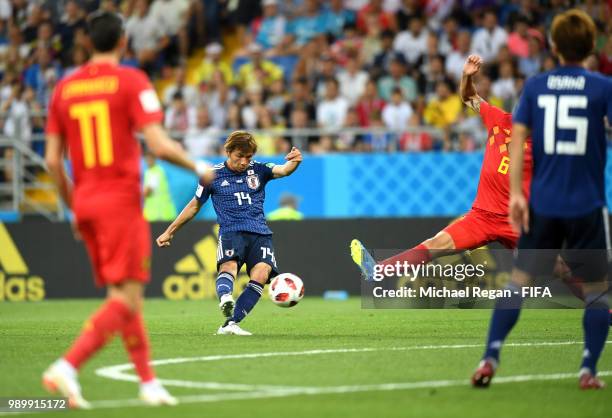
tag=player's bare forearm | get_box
[508,123,528,196]
[142,124,214,183]
[272,147,302,178]
[461,55,484,112]
[45,134,73,207]
[167,198,201,235]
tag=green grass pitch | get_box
[1,298,611,418]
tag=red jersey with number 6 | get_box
[46,62,163,215]
[472,100,533,215]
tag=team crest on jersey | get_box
[247,174,260,190]
[225,249,234,257]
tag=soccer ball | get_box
[269,273,304,307]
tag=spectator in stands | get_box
[255,0,289,54]
[5,21,30,61]
[470,9,508,62]
[519,34,543,78]
[286,106,317,149]
[356,79,385,127]
[396,0,422,31]
[377,56,417,102]
[149,0,191,65]
[382,87,413,132]
[598,34,612,75]
[57,0,86,65]
[356,0,397,34]
[337,107,362,150]
[22,4,44,44]
[126,0,168,73]
[162,65,198,107]
[202,70,236,129]
[31,21,61,60]
[491,60,516,106]
[24,46,61,107]
[313,53,338,100]
[323,0,356,39]
[241,87,266,130]
[415,32,443,75]
[265,78,287,122]
[417,53,446,100]
[337,53,369,105]
[362,111,395,151]
[370,30,401,79]
[445,30,471,83]
[286,0,327,49]
[63,45,89,77]
[183,106,221,157]
[438,15,458,56]
[164,91,197,137]
[236,43,283,91]
[361,13,383,65]
[330,22,364,67]
[507,14,530,58]
[282,78,316,127]
[399,113,432,151]
[423,78,461,130]
[143,150,177,222]
[196,42,233,85]
[394,15,429,65]
[316,77,348,130]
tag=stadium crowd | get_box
[0,0,611,158]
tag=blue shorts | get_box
[515,206,610,282]
[217,231,279,278]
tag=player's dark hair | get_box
[225,131,258,155]
[551,9,596,63]
[87,10,124,53]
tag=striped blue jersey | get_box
[195,160,275,235]
[513,66,612,217]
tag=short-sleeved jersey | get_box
[195,160,275,235]
[513,66,612,217]
[46,62,163,214]
[472,101,533,215]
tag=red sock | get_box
[379,244,431,268]
[64,299,133,369]
[121,312,155,383]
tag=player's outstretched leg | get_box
[217,279,263,335]
[216,271,235,318]
[350,239,376,281]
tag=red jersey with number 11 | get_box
[472,101,533,215]
[46,62,163,215]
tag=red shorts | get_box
[443,207,518,250]
[77,214,151,287]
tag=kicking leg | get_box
[216,261,238,318]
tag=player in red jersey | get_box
[352,55,533,276]
[41,11,213,408]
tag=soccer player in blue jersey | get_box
[472,9,612,390]
[156,131,302,335]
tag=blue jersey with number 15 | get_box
[513,66,612,217]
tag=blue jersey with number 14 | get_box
[195,160,275,235]
[513,66,612,217]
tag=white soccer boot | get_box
[216,320,252,336]
[42,359,91,409]
[139,379,178,406]
[219,294,235,318]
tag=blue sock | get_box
[232,280,263,323]
[216,272,234,299]
[580,293,610,374]
[483,283,523,363]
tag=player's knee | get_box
[425,231,455,251]
[250,264,272,285]
[219,261,239,276]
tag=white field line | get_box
[86,370,612,410]
[96,340,611,390]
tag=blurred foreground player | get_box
[472,9,612,390]
[43,11,214,407]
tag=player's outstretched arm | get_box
[272,147,302,179]
[142,123,215,184]
[460,54,484,112]
[45,133,73,207]
[156,197,203,247]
